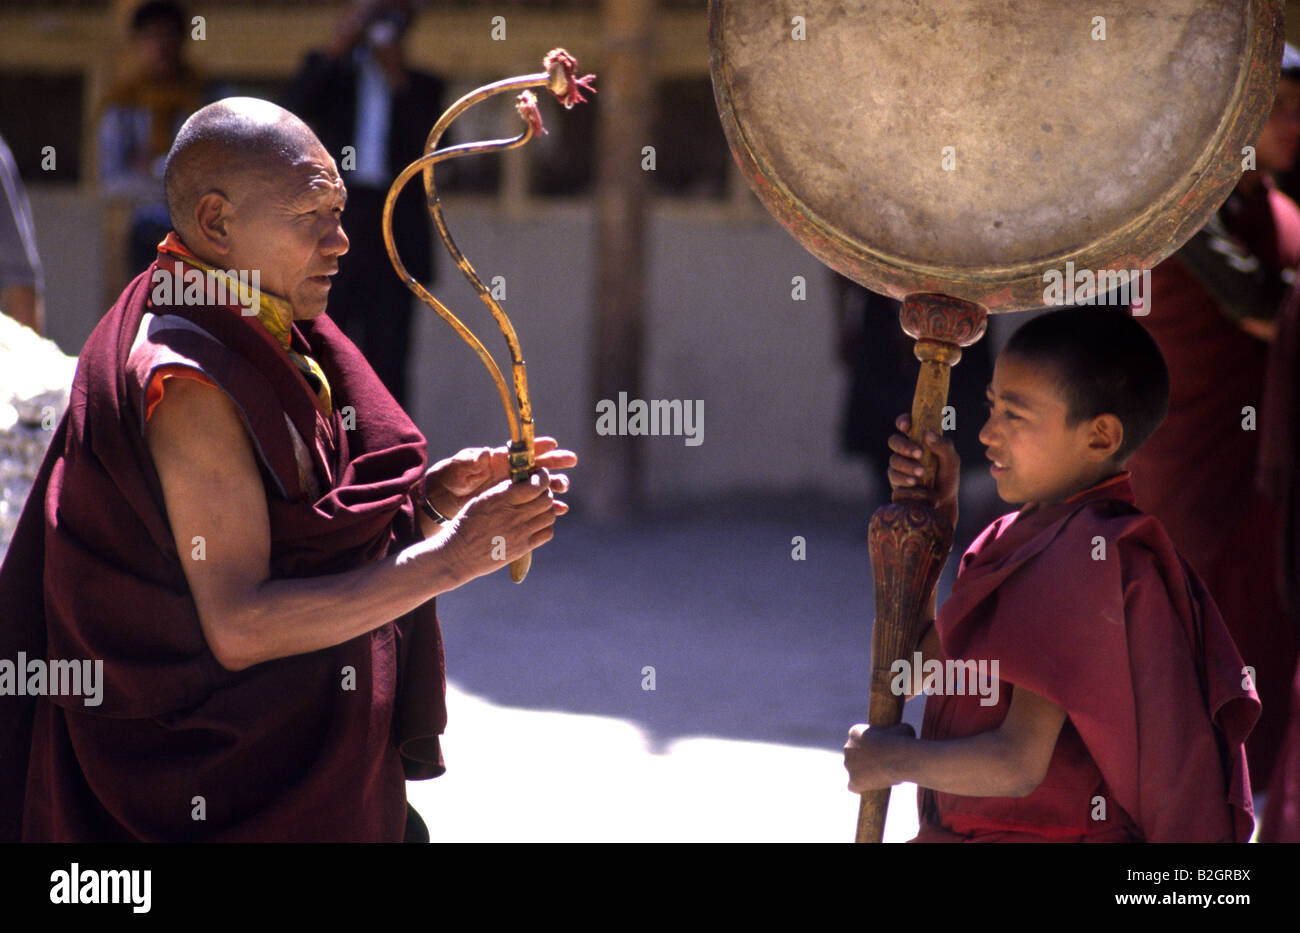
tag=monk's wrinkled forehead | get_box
[224,141,345,219]
[269,148,346,211]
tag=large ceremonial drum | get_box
[710,0,1284,312]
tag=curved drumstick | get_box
[382,50,595,583]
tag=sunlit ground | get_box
[410,680,920,843]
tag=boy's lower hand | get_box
[886,413,960,527]
[844,722,917,793]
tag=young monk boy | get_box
[843,307,1260,842]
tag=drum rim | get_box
[709,0,1285,312]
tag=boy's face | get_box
[978,353,1118,507]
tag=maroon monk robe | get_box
[0,251,447,841]
[1129,179,1300,789]
[913,475,1259,843]
[1259,283,1300,842]
[1261,661,1300,841]
[1258,260,1300,625]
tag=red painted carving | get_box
[900,293,988,346]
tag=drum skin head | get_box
[710,0,1284,312]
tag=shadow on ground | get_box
[436,478,1002,754]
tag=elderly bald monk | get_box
[0,97,574,842]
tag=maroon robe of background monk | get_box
[1128,56,1300,791]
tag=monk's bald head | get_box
[164,97,327,245]
[161,96,349,320]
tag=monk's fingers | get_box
[845,723,871,748]
[527,523,556,552]
[501,468,552,504]
[528,491,568,518]
[512,490,557,525]
[535,448,578,470]
[511,491,557,526]
[465,448,497,484]
[545,472,570,495]
[450,445,493,467]
[473,473,552,516]
[894,413,912,434]
[533,437,577,463]
[484,489,558,556]
[517,499,557,532]
[445,446,502,490]
[509,484,568,526]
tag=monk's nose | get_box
[326,223,349,258]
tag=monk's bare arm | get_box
[146,379,558,671]
[844,683,1067,797]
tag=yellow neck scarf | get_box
[156,232,333,415]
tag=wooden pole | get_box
[855,293,987,843]
[589,0,653,519]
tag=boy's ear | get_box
[1085,413,1124,462]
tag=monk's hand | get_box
[437,468,565,584]
[886,413,960,527]
[843,722,916,793]
[525,438,577,502]
[425,447,495,518]
[427,437,576,515]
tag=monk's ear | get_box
[1085,413,1124,462]
[192,189,234,256]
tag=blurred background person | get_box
[284,0,446,409]
[96,1,219,280]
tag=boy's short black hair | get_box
[1002,306,1169,462]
